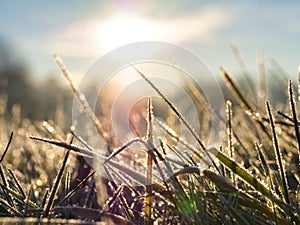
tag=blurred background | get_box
[0,0,299,123]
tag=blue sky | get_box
[0,0,299,83]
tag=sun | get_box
[99,15,157,53]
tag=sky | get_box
[0,0,299,83]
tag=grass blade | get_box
[211,146,299,223]
[0,132,13,163]
[209,147,287,209]
[0,198,23,217]
[221,67,255,114]
[43,149,70,217]
[145,97,153,225]
[64,170,71,206]
[230,42,257,99]
[288,80,300,168]
[203,170,288,225]
[41,189,49,209]
[255,143,279,225]
[226,101,236,186]
[104,138,144,164]
[0,183,37,208]
[0,165,13,206]
[265,100,290,204]
[133,66,220,174]
[58,171,95,206]
[30,136,165,190]
[257,49,267,107]
[23,185,32,217]
[53,55,109,145]
[7,168,26,198]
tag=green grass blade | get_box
[203,169,288,225]
[209,147,288,210]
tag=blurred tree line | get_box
[0,37,289,130]
[0,38,72,128]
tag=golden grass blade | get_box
[133,66,220,174]
[145,97,153,225]
[221,67,255,114]
[0,131,13,163]
[257,49,267,107]
[53,55,108,143]
[133,66,205,150]
[221,67,272,141]
[230,42,257,98]
[180,74,210,114]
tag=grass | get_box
[0,48,299,224]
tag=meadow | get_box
[0,51,299,225]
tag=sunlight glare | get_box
[99,16,157,53]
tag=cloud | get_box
[155,6,232,43]
[41,6,232,57]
